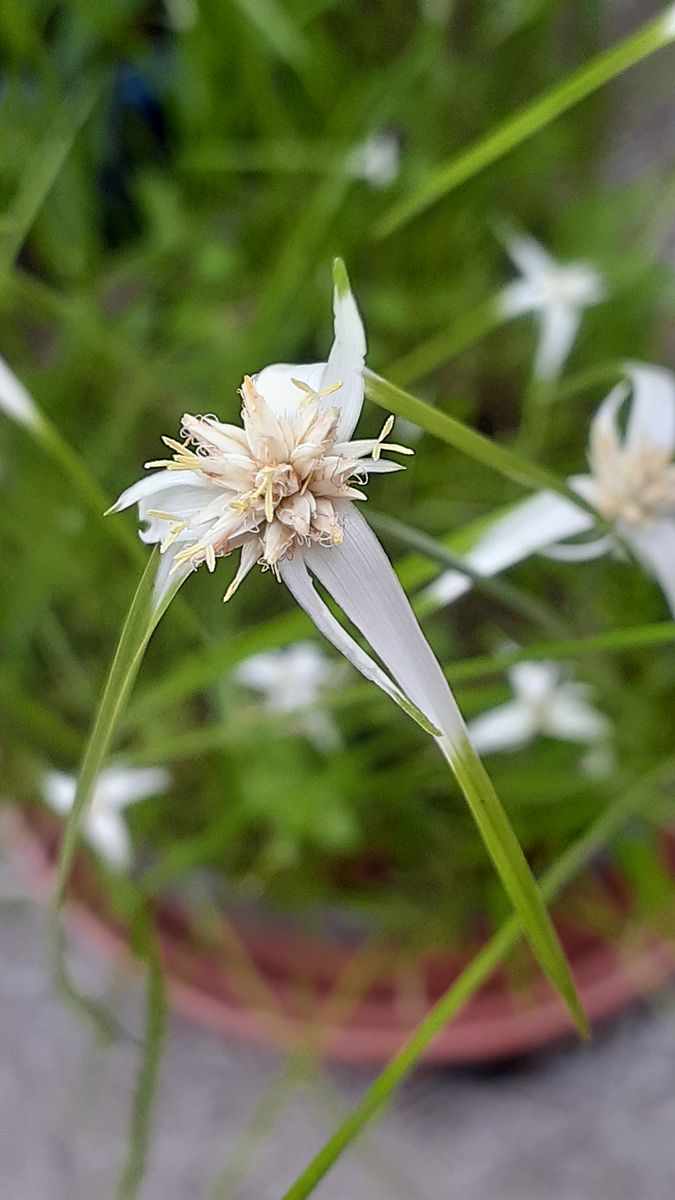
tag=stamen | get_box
[292,378,343,409]
[372,414,414,461]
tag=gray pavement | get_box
[2,833,675,1200]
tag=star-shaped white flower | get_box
[498,231,606,380]
[41,766,170,870]
[110,262,473,756]
[469,661,610,757]
[426,362,675,616]
[235,641,342,751]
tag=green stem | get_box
[52,550,167,907]
[376,8,675,236]
[279,754,675,1200]
[116,914,167,1200]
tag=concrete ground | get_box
[2,832,675,1200]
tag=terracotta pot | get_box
[16,809,675,1065]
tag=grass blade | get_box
[279,754,675,1200]
[365,370,589,506]
[445,733,587,1035]
[376,8,675,236]
[52,550,164,908]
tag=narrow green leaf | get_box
[116,913,167,1200]
[365,371,591,508]
[0,666,83,759]
[49,918,130,1044]
[447,622,675,684]
[279,755,675,1200]
[376,8,675,236]
[52,550,162,909]
[0,76,104,277]
[230,0,310,72]
[446,734,587,1036]
[384,297,503,387]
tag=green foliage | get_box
[2,0,675,1015]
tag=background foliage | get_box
[2,0,675,953]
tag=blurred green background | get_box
[1,0,675,951]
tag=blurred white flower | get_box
[111,262,476,766]
[0,355,40,429]
[350,131,400,189]
[580,742,616,780]
[41,766,170,870]
[469,661,610,756]
[426,363,675,616]
[235,641,342,751]
[163,0,198,31]
[498,231,605,380]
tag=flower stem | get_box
[376,7,675,236]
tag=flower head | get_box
[235,641,343,751]
[111,263,469,748]
[111,267,411,607]
[41,765,170,870]
[426,363,675,616]
[499,231,605,380]
[469,660,610,757]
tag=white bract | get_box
[41,765,170,870]
[469,661,609,756]
[235,641,343,751]
[498,231,605,380]
[111,263,473,758]
[426,363,675,616]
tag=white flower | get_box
[498,231,605,380]
[350,131,400,189]
[41,766,170,870]
[110,262,473,759]
[426,363,675,616]
[235,641,342,751]
[469,661,610,756]
[0,355,40,429]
